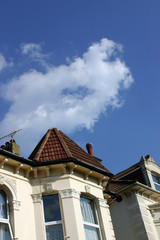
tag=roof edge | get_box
[0,148,112,177]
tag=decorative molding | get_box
[85,185,91,194]
[0,175,5,185]
[96,198,107,208]
[0,174,17,193]
[43,183,54,193]
[84,171,92,180]
[14,164,23,174]
[46,166,50,177]
[33,168,38,179]
[31,193,42,203]
[68,164,77,175]
[59,189,80,199]
[98,176,106,186]
[6,177,17,193]
[0,158,8,169]
[12,200,21,211]
[25,167,32,178]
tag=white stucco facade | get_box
[109,156,160,240]
[0,154,115,240]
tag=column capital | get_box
[59,189,80,199]
[31,193,42,203]
[95,198,108,208]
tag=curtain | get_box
[84,225,100,240]
[80,197,97,224]
[80,197,100,240]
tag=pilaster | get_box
[31,193,45,240]
[59,189,85,240]
[96,198,116,240]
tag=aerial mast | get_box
[0,129,22,141]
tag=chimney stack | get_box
[1,139,21,156]
[86,143,93,156]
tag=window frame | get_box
[152,174,160,191]
[42,193,64,240]
[80,196,102,240]
[0,189,13,240]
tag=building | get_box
[0,128,115,240]
[109,155,160,240]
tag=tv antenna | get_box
[0,129,22,141]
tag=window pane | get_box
[152,175,160,184]
[43,194,61,222]
[0,223,12,240]
[80,197,97,224]
[154,184,160,191]
[84,225,100,240]
[46,224,63,240]
[0,190,7,219]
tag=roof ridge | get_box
[34,129,52,161]
[54,128,72,158]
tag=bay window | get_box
[43,194,64,240]
[0,189,13,240]
[80,196,101,240]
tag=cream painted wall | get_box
[0,160,114,240]
[110,192,160,240]
[31,173,114,240]
[0,169,37,240]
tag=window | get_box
[43,194,64,240]
[80,196,101,240]
[152,175,160,191]
[0,190,13,240]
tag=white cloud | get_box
[20,43,42,55]
[20,43,49,67]
[0,53,12,71]
[0,38,133,156]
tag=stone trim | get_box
[96,198,107,208]
[31,193,42,203]
[12,200,21,211]
[43,183,54,193]
[59,189,80,199]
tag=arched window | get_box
[0,190,13,240]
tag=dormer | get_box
[141,155,160,191]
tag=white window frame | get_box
[80,196,102,240]
[42,194,64,240]
[0,190,13,240]
[152,174,160,191]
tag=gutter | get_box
[0,148,113,177]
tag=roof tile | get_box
[29,128,110,173]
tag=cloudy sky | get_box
[0,0,160,174]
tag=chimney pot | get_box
[86,143,93,156]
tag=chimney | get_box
[1,139,21,156]
[86,143,93,156]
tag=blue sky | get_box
[0,0,160,174]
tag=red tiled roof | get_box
[29,128,110,174]
[108,180,135,192]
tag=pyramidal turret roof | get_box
[29,128,111,176]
